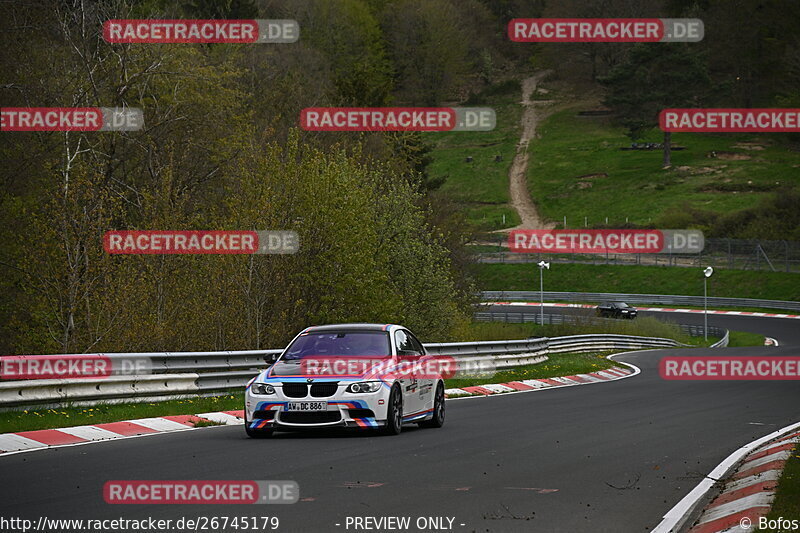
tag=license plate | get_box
[285,401,327,412]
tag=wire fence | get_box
[473,311,727,339]
[473,236,800,272]
[481,290,800,311]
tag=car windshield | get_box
[615,302,630,307]
[282,331,391,360]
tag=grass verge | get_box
[0,394,242,434]
[727,331,767,347]
[451,316,698,344]
[756,441,800,530]
[474,262,800,302]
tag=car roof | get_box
[302,323,398,333]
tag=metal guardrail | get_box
[101,350,283,373]
[0,333,691,409]
[710,329,730,348]
[481,291,800,312]
[547,334,682,354]
[424,338,548,356]
[0,374,201,407]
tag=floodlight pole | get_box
[702,266,713,341]
[704,275,708,341]
[537,261,549,325]
[540,266,544,325]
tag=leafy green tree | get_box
[600,43,711,168]
[0,0,474,354]
[282,0,394,106]
[178,0,259,18]
[382,0,470,105]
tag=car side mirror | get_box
[264,353,279,364]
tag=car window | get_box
[283,331,391,359]
[394,329,421,356]
[406,331,425,355]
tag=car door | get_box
[406,331,434,412]
[393,329,420,415]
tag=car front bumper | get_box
[245,380,392,430]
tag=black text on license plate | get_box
[285,401,327,412]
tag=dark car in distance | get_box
[596,301,638,319]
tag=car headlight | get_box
[251,383,275,395]
[346,382,382,393]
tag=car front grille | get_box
[348,408,375,418]
[253,410,275,420]
[282,383,308,398]
[310,382,338,397]
[279,411,341,424]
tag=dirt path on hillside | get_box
[502,71,556,231]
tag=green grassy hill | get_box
[424,84,524,231]
[528,108,800,228]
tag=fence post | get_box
[786,240,790,273]
[728,239,733,269]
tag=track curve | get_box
[0,312,797,533]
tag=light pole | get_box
[538,261,550,325]
[703,266,714,341]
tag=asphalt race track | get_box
[1,310,797,533]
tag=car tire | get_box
[382,384,403,436]
[244,412,274,438]
[419,381,445,429]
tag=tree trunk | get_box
[663,131,672,168]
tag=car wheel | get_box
[244,412,274,438]
[382,385,403,436]
[419,381,445,429]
